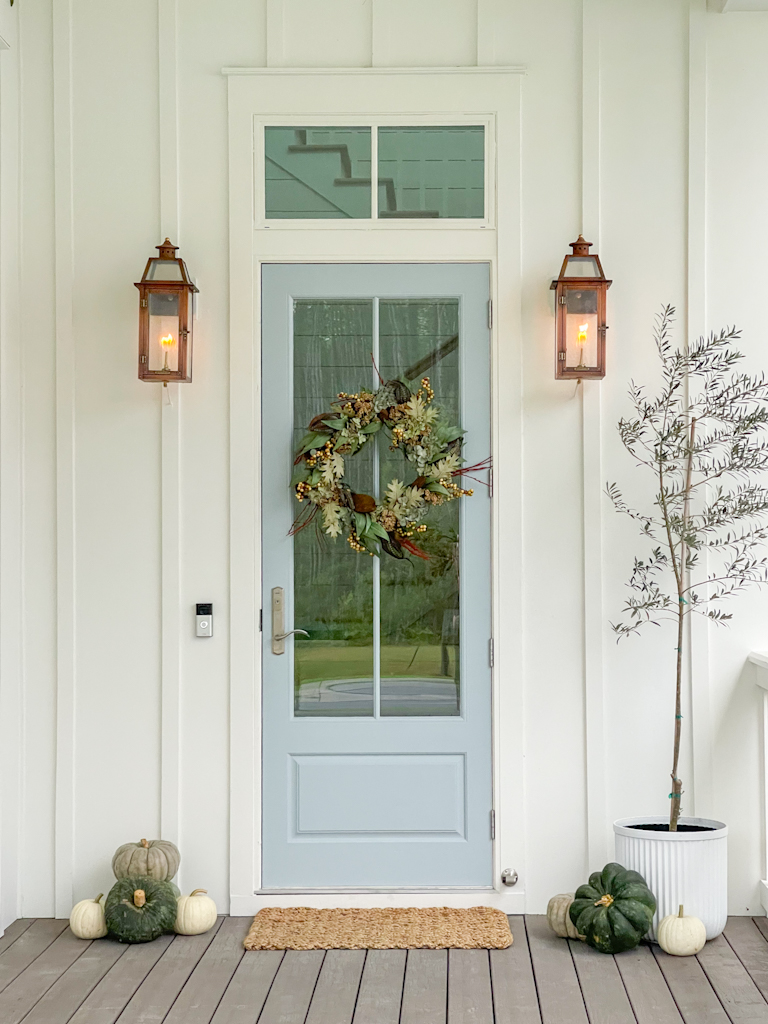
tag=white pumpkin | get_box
[657,905,706,956]
[174,889,218,935]
[546,893,584,940]
[69,893,108,940]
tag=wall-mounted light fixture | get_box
[551,235,611,380]
[135,239,198,384]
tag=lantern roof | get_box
[551,234,611,288]
[136,238,198,290]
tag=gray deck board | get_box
[258,949,325,1024]
[164,917,250,1024]
[3,914,767,1023]
[110,918,223,1024]
[0,919,69,992]
[20,937,126,1024]
[209,949,284,1024]
[525,915,589,1024]
[352,948,406,1024]
[400,949,448,1024]
[305,949,366,1024]
[724,918,768,1002]
[68,934,174,1024]
[653,945,731,1023]
[0,919,35,956]
[489,917,541,1024]
[0,927,90,1024]
[615,945,684,1024]
[448,949,493,1024]
[569,936,637,1024]
[696,932,768,1022]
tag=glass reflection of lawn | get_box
[294,525,460,717]
[294,643,458,717]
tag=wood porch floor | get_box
[2,914,768,1023]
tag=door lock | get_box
[271,587,309,655]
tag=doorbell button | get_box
[195,603,213,637]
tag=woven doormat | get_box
[244,906,512,950]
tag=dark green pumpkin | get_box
[105,876,177,943]
[569,862,656,954]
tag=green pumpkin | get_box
[569,862,656,954]
[105,876,178,943]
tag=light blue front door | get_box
[261,263,492,889]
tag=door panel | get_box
[291,755,465,838]
[261,263,491,889]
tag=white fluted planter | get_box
[614,816,728,941]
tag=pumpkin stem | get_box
[678,904,684,918]
[133,889,147,908]
[594,894,614,908]
[94,894,104,904]
[140,838,149,848]
[190,889,208,897]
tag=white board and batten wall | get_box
[2,0,768,927]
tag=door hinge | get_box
[489,637,494,668]
[490,810,496,840]
[488,466,494,499]
[487,299,493,329]
[259,608,263,632]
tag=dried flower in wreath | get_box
[290,375,490,559]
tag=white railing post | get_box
[749,651,768,912]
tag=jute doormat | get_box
[243,906,513,950]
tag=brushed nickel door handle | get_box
[271,587,309,655]
[275,628,309,642]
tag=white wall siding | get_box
[5,0,768,920]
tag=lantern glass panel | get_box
[564,288,599,370]
[148,292,181,373]
[562,256,601,278]
[146,259,184,281]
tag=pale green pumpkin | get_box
[112,838,180,881]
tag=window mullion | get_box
[372,296,381,717]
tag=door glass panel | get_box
[377,127,484,219]
[265,128,372,219]
[293,300,375,716]
[378,300,461,716]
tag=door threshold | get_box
[257,886,496,895]
[231,888,526,916]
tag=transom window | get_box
[264,125,485,221]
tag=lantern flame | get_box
[577,323,588,345]
[161,334,175,348]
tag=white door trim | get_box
[226,66,526,915]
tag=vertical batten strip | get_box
[266,0,286,68]
[476,0,494,66]
[158,0,182,881]
[52,0,76,919]
[581,0,609,870]
[687,0,712,818]
[0,5,23,931]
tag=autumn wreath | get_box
[290,375,488,559]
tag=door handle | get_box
[271,587,309,655]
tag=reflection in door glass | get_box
[378,127,484,219]
[265,128,372,219]
[293,301,375,716]
[379,300,461,716]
